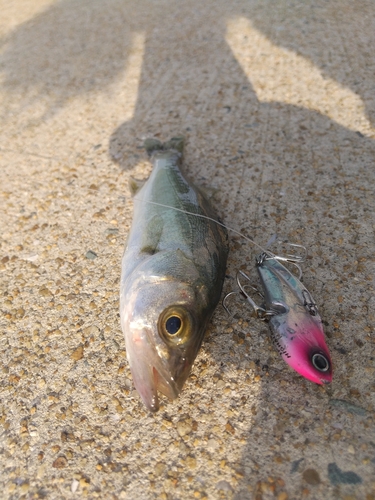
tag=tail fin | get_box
[144,136,184,157]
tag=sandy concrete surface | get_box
[1,0,375,498]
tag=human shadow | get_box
[2,0,374,497]
[2,0,373,140]
[0,0,148,123]
[248,0,375,128]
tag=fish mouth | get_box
[125,317,195,411]
[130,363,181,412]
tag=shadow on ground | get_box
[1,0,374,497]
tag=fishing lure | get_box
[224,250,332,384]
[134,183,333,385]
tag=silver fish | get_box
[120,138,228,412]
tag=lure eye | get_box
[312,353,330,372]
[159,306,192,345]
[165,316,182,335]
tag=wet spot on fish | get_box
[327,463,362,485]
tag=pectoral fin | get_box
[129,176,147,196]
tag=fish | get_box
[120,137,228,411]
[255,252,332,384]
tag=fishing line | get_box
[133,196,277,258]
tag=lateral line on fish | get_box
[133,197,277,257]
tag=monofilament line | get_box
[133,197,277,258]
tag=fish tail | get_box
[163,137,184,154]
[144,137,184,157]
[144,138,163,156]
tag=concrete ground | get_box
[1,0,375,498]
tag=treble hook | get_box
[223,243,309,319]
[222,290,242,316]
[223,270,272,320]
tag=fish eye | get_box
[312,353,330,372]
[165,316,182,335]
[159,306,192,345]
